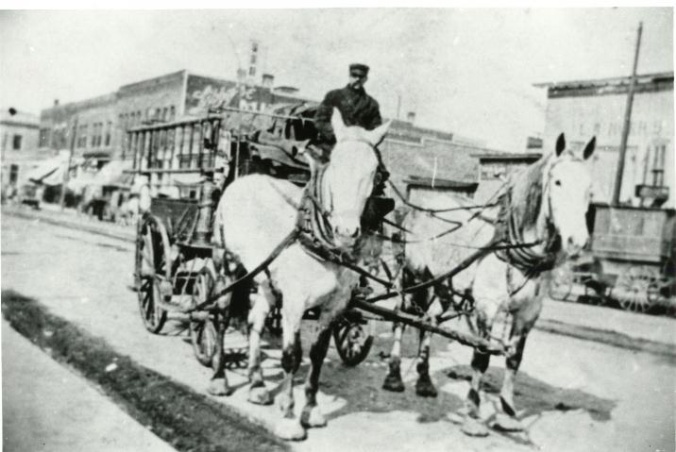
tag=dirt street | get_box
[2,214,674,452]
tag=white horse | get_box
[383,134,595,437]
[212,109,390,440]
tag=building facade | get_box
[1,108,47,188]
[36,69,494,202]
[535,72,674,209]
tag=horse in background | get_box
[212,109,390,441]
[382,134,596,437]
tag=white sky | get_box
[0,7,672,150]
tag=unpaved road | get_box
[2,214,674,452]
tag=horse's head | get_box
[546,133,596,257]
[322,108,390,247]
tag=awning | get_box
[92,160,134,187]
[23,156,69,186]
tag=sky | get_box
[0,8,672,151]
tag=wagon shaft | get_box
[349,299,505,355]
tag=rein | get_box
[387,179,499,214]
[493,156,561,276]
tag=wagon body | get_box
[128,106,377,366]
[551,203,676,313]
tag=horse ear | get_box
[368,120,392,147]
[555,133,566,157]
[331,108,346,140]
[583,136,596,160]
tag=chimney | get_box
[261,73,274,89]
[54,99,60,107]
[236,68,247,83]
[406,111,416,124]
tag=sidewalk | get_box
[2,319,177,452]
[3,202,675,353]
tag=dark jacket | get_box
[314,85,382,146]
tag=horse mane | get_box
[505,153,552,232]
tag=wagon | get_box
[549,203,676,314]
[128,106,377,367]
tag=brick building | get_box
[36,69,497,202]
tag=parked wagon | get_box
[129,106,376,368]
[549,203,676,314]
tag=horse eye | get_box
[554,180,561,186]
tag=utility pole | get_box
[612,22,642,206]
[60,116,78,210]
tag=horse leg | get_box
[494,331,528,432]
[247,289,273,405]
[415,327,437,397]
[300,323,333,428]
[495,281,543,432]
[275,326,305,441]
[416,292,443,398]
[207,309,233,396]
[461,315,492,437]
[383,292,406,392]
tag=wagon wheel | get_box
[333,311,374,367]
[189,267,218,367]
[549,266,574,301]
[613,266,660,313]
[135,215,170,333]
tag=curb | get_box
[1,289,290,452]
[3,206,674,358]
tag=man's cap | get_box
[349,63,370,77]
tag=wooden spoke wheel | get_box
[333,311,374,367]
[613,266,660,313]
[134,215,170,334]
[549,266,574,301]
[189,267,218,367]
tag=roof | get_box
[533,72,673,98]
[405,175,478,190]
[0,108,39,127]
[533,72,673,89]
[472,152,543,162]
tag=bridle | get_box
[297,136,384,263]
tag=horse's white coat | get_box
[212,109,390,439]
[386,135,596,435]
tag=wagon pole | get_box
[612,21,642,206]
[60,116,78,211]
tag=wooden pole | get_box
[60,117,78,210]
[612,22,643,206]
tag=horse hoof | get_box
[382,374,405,392]
[301,405,327,428]
[446,411,465,425]
[248,386,273,406]
[493,413,524,432]
[207,378,232,397]
[274,419,307,441]
[276,393,293,414]
[415,378,438,398]
[461,417,489,437]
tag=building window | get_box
[78,124,88,148]
[9,164,19,184]
[39,129,50,148]
[105,121,112,146]
[12,134,22,150]
[169,106,175,121]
